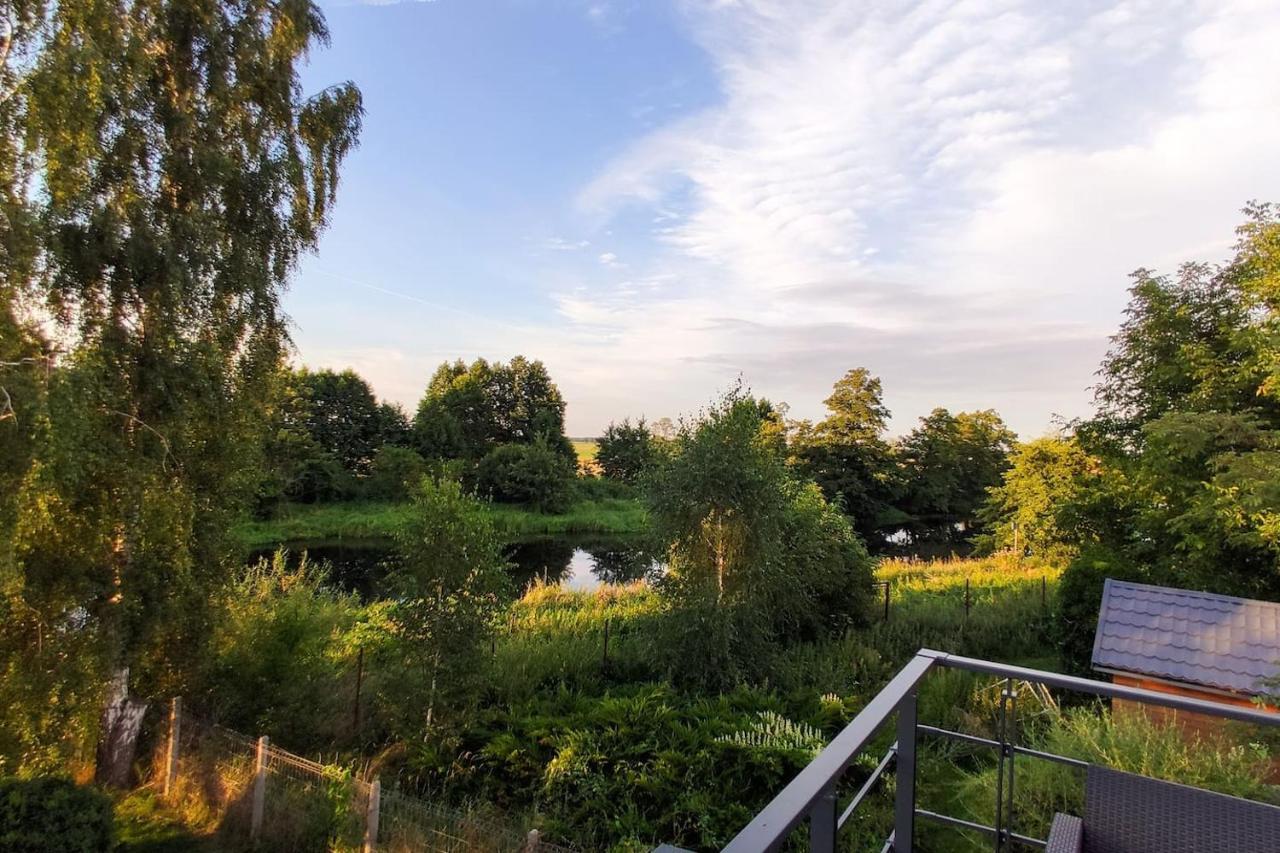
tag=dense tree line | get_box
[598,369,1017,552]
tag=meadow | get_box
[232,492,646,550]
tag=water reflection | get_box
[506,537,663,590]
[251,535,662,598]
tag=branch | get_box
[105,409,176,472]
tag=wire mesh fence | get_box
[155,699,573,852]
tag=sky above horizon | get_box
[290,0,1280,438]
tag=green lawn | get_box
[233,495,647,550]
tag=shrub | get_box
[596,419,654,483]
[0,777,113,853]
[1054,546,1145,673]
[364,445,426,501]
[200,552,365,748]
[475,439,574,512]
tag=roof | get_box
[1091,578,1280,696]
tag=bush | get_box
[1054,546,1146,673]
[475,439,574,512]
[596,419,654,483]
[0,777,113,853]
[200,552,366,749]
[364,445,426,501]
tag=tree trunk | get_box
[94,667,147,788]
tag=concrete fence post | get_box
[524,828,541,852]
[251,735,268,840]
[163,697,181,797]
[363,777,381,853]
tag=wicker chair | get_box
[1044,765,1280,853]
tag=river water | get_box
[249,535,662,599]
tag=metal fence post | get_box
[251,735,268,840]
[163,697,181,797]
[363,777,380,853]
[894,691,918,853]
[809,785,838,852]
[883,581,891,622]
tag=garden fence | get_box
[157,697,573,853]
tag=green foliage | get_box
[1054,546,1146,673]
[200,552,367,748]
[413,357,574,462]
[950,707,1275,847]
[789,368,901,547]
[0,0,363,752]
[364,445,427,502]
[409,686,819,851]
[0,777,114,853]
[385,478,512,733]
[646,387,874,688]
[257,368,410,507]
[476,439,577,513]
[231,496,648,550]
[597,419,656,484]
[897,408,1016,542]
[293,369,409,477]
[1062,203,1280,603]
[977,435,1093,562]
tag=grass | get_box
[114,791,221,853]
[232,494,647,550]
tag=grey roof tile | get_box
[1091,579,1280,695]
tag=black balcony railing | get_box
[702,649,1280,853]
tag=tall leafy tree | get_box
[596,417,655,483]
[977,435,1093,562]
[385,478,510,733]
[412,356,573,460]
[1056,203,1280,668]
[294,368,400,477]
[0,0,362,778]
[647,388,873,689]
[897,408,1016,541]
[790,368,900,547]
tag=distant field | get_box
[571,438,600,474]
[571,438,599,461]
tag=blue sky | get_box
[291,0,1280,437]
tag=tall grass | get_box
[489,581,663,701]
[940,705,1277,850]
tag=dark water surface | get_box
[249,535,662,599]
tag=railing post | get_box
[894,691,918,853]
[363,777,380,853]
[163,697,181,798]
[809,785,837,852]
[251,735,268,840]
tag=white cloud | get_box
[553,0,1280,436]
[598,252,620,266]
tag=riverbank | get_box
[232,495,648,550]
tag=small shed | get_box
[1092,578,1280,734]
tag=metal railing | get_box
[719,649,1280,853]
